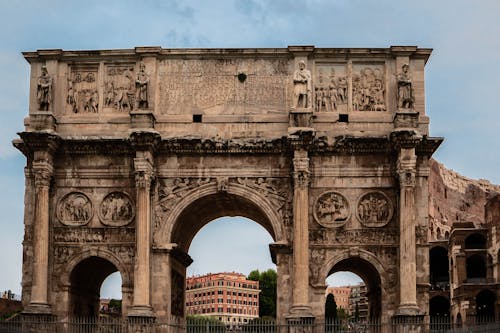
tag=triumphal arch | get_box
[15,45,442,323]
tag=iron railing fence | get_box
[1,316,500,333]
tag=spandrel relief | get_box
[57,192,93,226]
[104,64,136,112]
[357,191,393,227]
[313,191,350,228]
[99,192,135,226]
[353,65,386,111]
[314,64,347,112]
[66,65,99,114]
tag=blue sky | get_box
[1,0,499,298]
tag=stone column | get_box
[27,160,53,313]
[130,151,154,317]
[396,146,420,315]
[19,132,59,315]
[289,149,313,317]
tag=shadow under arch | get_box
[60,249,132,317]
[163,183,285,251]
[321,250,386,320]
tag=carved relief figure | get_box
[37,66,52,111]
[353,66,385,111]
[397,63,414,109]
[293,60,312,109]
[310,249,326,284]
[135,62,150,109]
[357,191,393,227]
[57,192,93,226]
[314,191,350,227]
[99,192,135,226]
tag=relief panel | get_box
[103,63,136,112]
[314,64,347,113]
[56,192,93,226]
[66,64,99,114]
[352,64,386,111]
[313,191,350,228]
[98,192,135,226]
[356,191,394,227]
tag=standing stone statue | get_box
[37,66,52,111]
[397,64,414,109]
[293,60,312,109]
[135,62,150,109]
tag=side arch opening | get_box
[69,256,122,317]
[325,257,382,322]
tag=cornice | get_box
[15,132,61,157]
[13,134,442,157]
[23,45,432,63]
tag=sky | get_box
[1,0,500,299]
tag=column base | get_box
[396,303,421,316]
[128,305,154,318]
[287,304,314,321]
[22,302,52,315]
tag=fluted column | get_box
[130,153,154,316]
[28,161,53,312]
[396,147,420,315]
[290,149,313,316]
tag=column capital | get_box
[293,152,310,188]
[32,162,53,187]
[134,152,154,190]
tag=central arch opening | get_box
[169,191,280,324]
[325,257,382,322]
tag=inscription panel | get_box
[158,59,289,114]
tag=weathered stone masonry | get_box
[14,46,441,323]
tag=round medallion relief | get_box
[98,192,135,226]
[313,191,350,228]
[356,191,393,227]
[57,192,93,226]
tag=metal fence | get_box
[1,316,500,333]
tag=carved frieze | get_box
[66,64,99,113]
[310,228,399,246]
[99,192,135,226]
[104,63,136,112]
[357,191,393,227]
[314,64,347,112]
[53,227,135,243]
[56,192,93,226]
[353,65,385,111]
[314,191,350,228]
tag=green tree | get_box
[248,269,277,318]
[108,299,122,314]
